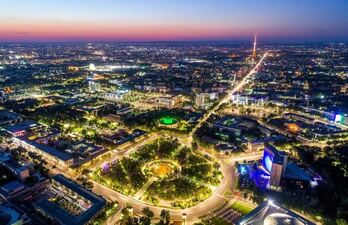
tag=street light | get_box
[182,213,187,225]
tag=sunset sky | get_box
[0,0,347,42]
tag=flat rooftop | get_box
[34,174,105,225]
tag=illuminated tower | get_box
[252,34,257,60]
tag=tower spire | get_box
[252,34,257,59]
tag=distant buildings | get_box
[101,129,147,149]
[271,112,348,140]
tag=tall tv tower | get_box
[252,34,257,59]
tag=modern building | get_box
[231,93,269,106]
[0,153,31,182]
[236,200,316,225]
[261,144,322,189]
[263,144,288,187]
[154,95,183,108]
[88,80,101,93]
[0,152,49,201]
[34,174,106,225]
[14,139,73,169]
[195,93,205,108]
[4,120,73,169]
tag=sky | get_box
[0,0,347,42]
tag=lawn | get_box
[230,201,254,215]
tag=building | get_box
[34,174,106,225]
[104,88,129,102]
[0,110,23,127]
[0,203,30,225]
[261,144,322,189]
[14,139,73,169]
[66,141,104,157]
[3,120,43,137]
[263,144,288,187]
[4,121,73,169]
[236,200,316,225]
[88,80,101,93]
[154,95,183,108]
[0,152,49,201]
[0,153,31,181]
[0,90,7,104]
[195,93,205,108]
[231,93,269,106]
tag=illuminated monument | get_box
[262,144,288,187]
[252,34,257,60]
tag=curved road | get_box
[90,53,269,224]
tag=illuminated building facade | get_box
[262,144,288,187]
[195,93,205,108]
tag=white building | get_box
[195,93,206,108]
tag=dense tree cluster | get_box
[93,138,221,207]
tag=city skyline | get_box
[1,0,348,42]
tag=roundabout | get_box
[91,137,222,208]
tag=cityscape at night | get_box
[0,1,348,225]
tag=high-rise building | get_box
[195,93,205,108]
[262,144,288,187]
[87,75,102,93]
[88,81,101,93]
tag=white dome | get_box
[264,213,305,225]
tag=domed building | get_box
[236,200,315,225]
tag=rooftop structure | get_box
[34,174,106,225]
[236,200,315,225]
[0,110,23,127]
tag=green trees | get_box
[157,209,170,225]
[121,207,169,225]
[94,137,220,207]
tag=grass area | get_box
[223,190,233,196]
[230,201,254,215]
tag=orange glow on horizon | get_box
[1,18,263,41]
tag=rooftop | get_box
[236,200,316,225]
[34,174,105,225]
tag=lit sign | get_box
[335,114,344,124]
